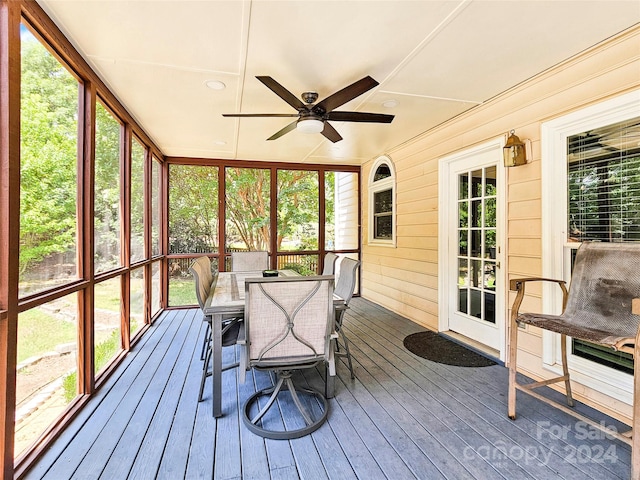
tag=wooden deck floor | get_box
[25,298,632,479]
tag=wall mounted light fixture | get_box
[503,130,528,167]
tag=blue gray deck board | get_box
[24,298,632,479]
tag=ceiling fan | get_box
[223,75,394,143]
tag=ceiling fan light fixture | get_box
[297,118,324,134]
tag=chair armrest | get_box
[510,277,569,322]
[509,277,566,291]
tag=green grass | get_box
[94,280,122,310]
[169,278,196,306]
[62,328,121,401]
[17,308,76,364]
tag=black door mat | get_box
[403,331,497,367]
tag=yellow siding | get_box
[361,26,640,423]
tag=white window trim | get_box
[541,89,640,405]
[368,155,396,247]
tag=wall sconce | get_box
[503,130,529,167]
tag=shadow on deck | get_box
[25,298,631,479]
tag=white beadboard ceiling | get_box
[37,0,640,165]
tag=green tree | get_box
[225,167,270,251]
[20,33,79,276]
[94,102,121,271]
[169,165,219,253]
[277,170,319,251]
[169,166,335,254]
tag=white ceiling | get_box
[38,1,640,165]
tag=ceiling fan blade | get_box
[314,76,379,114]
[321,122,343,143]
[267,120,298,141]
[256,76,307,111]
[222,113,298,118]
[326,111,394,123]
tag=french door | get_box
[439,140,505,354]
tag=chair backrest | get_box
[335,257,360,307]
[322,252,339,275]
[232,251,269,272]
[564,242,640,340]
[244,276,334,367]
[189,256,213,310]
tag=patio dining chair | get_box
[322,252,339,275]
[189,256,242,402]
[334,257,360,379]
[508,242,640,478]
[231,251,269,272]
[239,275,336,439]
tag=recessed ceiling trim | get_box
[379,89,482,105]
[376,0,472,89]
[86,54,239,76]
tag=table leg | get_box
[212,313,223,417]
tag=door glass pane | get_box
[458,256,468,314]
[471,230,481,257]
[470,259,482,287]
[471,200,482,228]
[458,258,469,286]
[485,230,497,259]
[484,261,496,290]
[458,230,467,255]
[225,167,270,252]
[471,169,483,197]
[277,170,319,251]
[485,166,497,196]
[458,202,468,228]
[485,198,496,227]
[470,289,482,319]
[484,292,496,324]
[458,287,468,314]
[458,173,468,200]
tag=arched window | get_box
[368,155,396,246]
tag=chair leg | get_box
[198,340,212,402]
[325,341,336,399]
[338,328,355,379]
[632,331,640,480]
[334,311,355,379]
[200,322,211,360]
[560,334,575,407]
[508,314,519,420]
